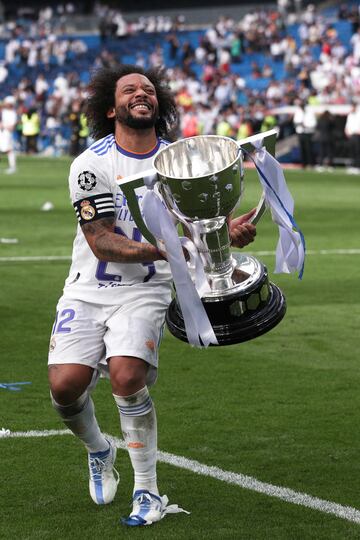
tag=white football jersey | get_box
[63,134,172,304]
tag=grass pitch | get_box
[0,157,359,539]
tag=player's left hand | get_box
[229,209,257,248]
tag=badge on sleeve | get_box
[73,192,114,226]
[80,200,96,220]
[78,171,97,191]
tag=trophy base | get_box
[166,257,286,346]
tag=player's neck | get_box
[114,126,158,154]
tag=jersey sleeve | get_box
[68,151,115,226]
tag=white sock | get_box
[51,391,109,453]
[113,386,158,495]
[8,151,16,170]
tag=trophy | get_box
[150,134,287,346]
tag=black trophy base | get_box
[166,262,286,346]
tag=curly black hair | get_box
[85,64,179,141]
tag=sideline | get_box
[1,428,359,525]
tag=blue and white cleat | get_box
[122,489,190,527]
[88,440,119,505]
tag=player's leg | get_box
[109,355,163,525]
[48,363,109,453]
[109,356,158,492]
[105,284,172,525]
[6,148,16,173]
[48,298,119,504]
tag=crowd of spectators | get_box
[95,4,183,40]
[0,2,360,171]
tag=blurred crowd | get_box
[0,1,360,172]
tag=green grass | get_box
[0,157,359,539]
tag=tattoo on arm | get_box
[81,217,161,263]
[81,217,115,236]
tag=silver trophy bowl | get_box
[154,135,242,219]
[153,135,286,345]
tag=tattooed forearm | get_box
[81,217,163,263]
[97,234,160,262]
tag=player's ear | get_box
[107,107,115,118]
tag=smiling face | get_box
[108,73,159,131]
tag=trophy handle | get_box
[249,192,266,225]
[237,128,278,225]
[117,170,157,246]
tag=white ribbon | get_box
[252,141,305,277]
[160,495,191,518]
[179,237,212,298]
[142,175,218,348]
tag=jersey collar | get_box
[115,138,161,159]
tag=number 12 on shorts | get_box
[52,309,75,334]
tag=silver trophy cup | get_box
[153,135,286,345]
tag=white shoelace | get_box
[89,455,120,483]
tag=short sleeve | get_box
[68,150,115,226]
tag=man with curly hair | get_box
[47,64,256,527]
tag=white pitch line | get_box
[1,428,359,525]
[0,249,360,263]
[0,256,72,262]
[251,249,360,256]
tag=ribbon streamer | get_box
[248,142,306,279]
[142,176,218,348]
[179,237,212,298]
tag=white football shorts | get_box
[0,129,14,152]
[48,284,172,387]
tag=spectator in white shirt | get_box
[293,100,317,168]
[350,28,360,61]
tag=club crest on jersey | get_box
[49,336,56,353]
[78,171,97,191]
[80,204,96,220]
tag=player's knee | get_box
[110,365,146,395]
[48,365,92,405]
[49,378,81,405]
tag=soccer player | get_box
[48,64,256,526]
[0,96,17,174]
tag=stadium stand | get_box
[0,1,359,169]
